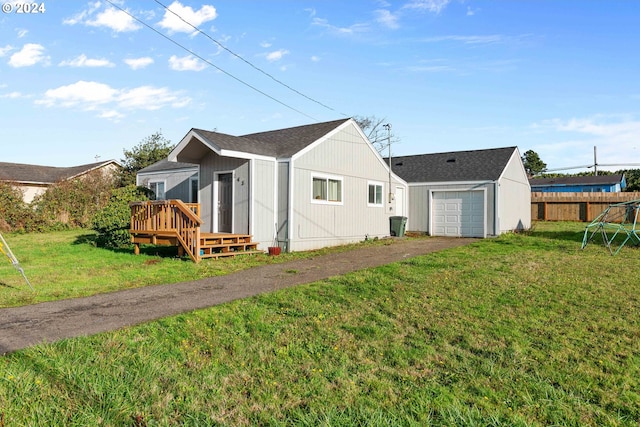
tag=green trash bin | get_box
[390,216,407,237]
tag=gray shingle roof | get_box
[0,160,119,184]
[388,147,518,183]
[529,174,624,186]
[192,118,351,158]
[138,159,198,174]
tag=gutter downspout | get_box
[494,181,500,236]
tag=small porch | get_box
[129,200,263,262]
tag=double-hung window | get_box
[368,182,384,207]
[312,175,343,204]
[149,181,166,200]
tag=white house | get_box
[163,118,408,252]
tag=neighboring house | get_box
[0,160,121,203]
[137,159,199,202]
[389,147,530,238]
[161,118,408,252]
[529,174,626,193]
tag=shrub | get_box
[33,170,116,229]
[92,185,148,248]
[0,182,40,232]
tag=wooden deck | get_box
[129,200,263,262]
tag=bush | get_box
[0,182,40,232]
[92,185,149,248]
[33,170,116,229]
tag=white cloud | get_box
[1,91,23,99]
[124,57,154,70]
[118,86,188,110]
[421,35,503,45]
[311,55,320,62]
[169,55,206,71]
[158,1,217,35]
[375,9,400,29]
[37,81,117,108]
[265,49,289,62]
[311,17,370,36]
[17,29,28,38]
[260,41,272,48]
[64,3,141,32]
[532,115,640,170]
[59,54,115,68]
[8,43,49,67]
[402,0,451,14]
[0,45,12,56]
[35,80,191,120]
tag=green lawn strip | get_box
[0,229,391,308]
[1,222,639,425]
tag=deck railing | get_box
[130,200,203,261]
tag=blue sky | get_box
[1,0,639,173]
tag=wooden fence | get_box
[531,192,640,222]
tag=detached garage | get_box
[389,147,530,238]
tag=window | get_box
[312,175,342,203]
[149,181,165,200]
[189,176,199,203]
[368,182,383,206]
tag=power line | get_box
[153,0,344,116]
[104,0,317,121]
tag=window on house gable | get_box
[312,175,342,203]
[368,182,383,206]
[149,181,165,200]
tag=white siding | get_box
[250,159,276,249]
[290,122,407,251]
[199,152,248,233]
[498,152,531,232]
[137,168,198,202]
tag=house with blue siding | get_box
[529,174,626,193]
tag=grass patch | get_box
[0,230,389,308]
[1,222,639,425]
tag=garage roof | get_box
[388,146,518,183]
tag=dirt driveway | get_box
[0,237,476,355]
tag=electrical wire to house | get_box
[104,0,347,121]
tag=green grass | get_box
[1,222,639,426]
[0,230,387,308]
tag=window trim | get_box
[148,180,166,200]
[189,175,199,203]
[367,181,384,207]
[311,173,344,205]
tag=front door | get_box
[217,173,233,232]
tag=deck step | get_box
[201,250,264,259]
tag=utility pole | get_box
[593,146,598,176]
[383,123,393,204]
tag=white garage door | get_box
[432,190,485,237]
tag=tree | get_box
[118,131,174,187]
[354,115,400,154]
[521,150,547,176]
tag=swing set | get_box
[0,233,34,290]
[581,199,640,255]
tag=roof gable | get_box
[0,160,119,184]
[389,147,518,183]
[176,118,352,160]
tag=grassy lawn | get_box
[1,222,639,426]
